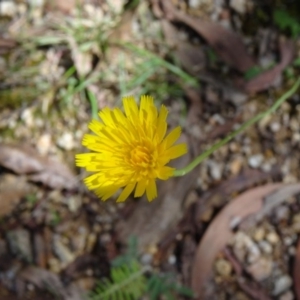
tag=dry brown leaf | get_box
[191,183,300,299]
[245,38,295,94]
[17,266,84,300]
[0,174,31,218]
[162,20,206,76]
[0,143,77,190]
[157,168,279,262]
[158,0,256,73]
[0,38,17,55]
[45,0,83,14]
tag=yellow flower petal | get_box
[156,105,168,143]
[164,126,182,149]
[165,144,187,159]
[146,179,157,202]
[76,95,187,202]
[117,183,136,202]
[134,179,147,197]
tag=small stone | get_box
[215,258,232,277]
[279,291,294,300]
[37,133,52,155]
[168,255,176,265]
[48,257,61,273]
[85,233,97,252]
[141,253,153,265]
[247,244,261,264]
[189,0,201,8]
[0,1,17,16]
[266,232,280,245]
[248,154,264,168]
[6,229,32,262]
[292,213,300,232]
[230,157,243,175]
[247,257,273,281]
[21,108,34,127]
[53,235,75,265]
[229,142,240,153]
[258,241,272,254]
[230,0,247,14]
[272,275,292,296]
[27,0,45,7]
[261,162,272,172]
[208,161,222,181]
[283,237,293,246]
[57,132,75,150]
[275,206,290,221]
[253,228,265,242]
[270,122,281,132]
[67,196,82,213]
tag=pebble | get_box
[253,228,265,242]
[266,232,280,245]
[21,108,34,127]
[230,0,247,14]
[270,122,281,132]
[53,235,75,265]
[168,255,176,265]
[215,258,232,277]
[85,233,97,252]
[247,257,273,281]
[141,253,153,265]
[208,160,222,180]
[27,0,45,7]
[6,229,32,262]
[272,275,292,296]
[67,196,82,213]
[0,1,17,16]
[279,291,294,300]
[57,132,75,150]
[37,133,52,155]
[275,206,290,222]
[229,157,243,175]
[248,154,264,168]
[292,214,300,231]
[258,240,272,254]
[48,257,61,273]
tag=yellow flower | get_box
[75,95,187,202]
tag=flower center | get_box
[130,145,151,166]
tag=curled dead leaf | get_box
[245,38,295,94]
[0,174,31,218]
[191,183,300,299]
[0,143,77,190]
[158,0,256,73]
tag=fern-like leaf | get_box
[147,273,194,300]
[89,259,147,300]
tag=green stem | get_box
[174,78,300,177]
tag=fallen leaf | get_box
[157,168,279,262]
[0,143,77,190]
[245,38,295,94]
[191,183,300,298]
[0,174,31,218]
[0,38,17,55]
[162,20,206,76]
[45,0,83,14]
[17,266,84,300]
[158,0,256,73]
